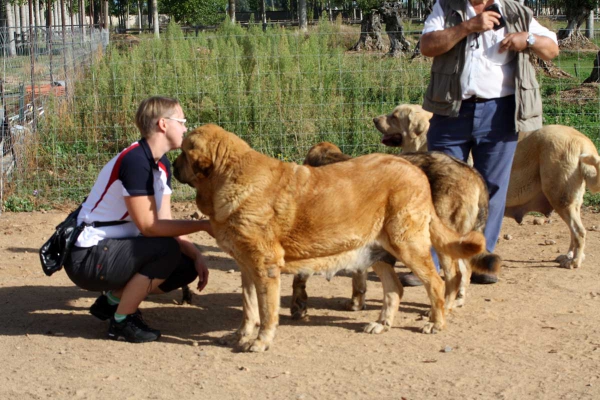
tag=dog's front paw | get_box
[363,322,390,334]
[240,339,269,352]
[345,299,366,311]
[421,321,443,334]
[556,254,583,269]
[216,332,240,346]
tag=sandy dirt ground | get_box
[1,204,600,400]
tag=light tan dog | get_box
[290,142,500,320]
[374,106,600,269]
[373,104,433,152]
[174,124,485,352]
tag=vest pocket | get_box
[518,80,542,120]
[426,71,456,105]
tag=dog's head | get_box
[173,124,251,187]
[372,104,433,152]
[303,142,351,167]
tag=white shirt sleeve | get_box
[422,2,446,34]
[529,18,558,44]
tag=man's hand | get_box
[465,10,501,34]
[499,32,528,53]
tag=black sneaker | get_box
[470,272,498,285]
[107,314,161,343]
[90,294,143,321]
[89,294,117,321]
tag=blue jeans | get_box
[427,95,518,270]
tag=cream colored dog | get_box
[374,105,600,269]
[174,124,485,352]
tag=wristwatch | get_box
[526,33,536,48]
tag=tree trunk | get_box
[260,0,266,30]
[558,7,588,41]
[104,0,109,29]
[350,11,384,52]
[147,0,152,28]
[5,2,17,56]
[584,51,600,83]
[14,4,20,50]
[380,2,410,57]
[137,0,142,29]
[152,0,158,37]
[586,11,594,39]
[79,0,86,37]
[299,0,307,31]
[53,1,58,30]
[34,0,40,27]
[228,0,235,23]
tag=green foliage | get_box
[355,0,381,12]
[584,191,600,208]
[10,22,600,208]
[563,0,598,18]
[3,196,34,212]
[162,0,228,26]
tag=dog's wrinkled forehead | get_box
[181,124,225,156]
[183,127,208,150]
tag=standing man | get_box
[402,0,559,287]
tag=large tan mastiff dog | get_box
[374,105,600,269]
[173,124,485,352]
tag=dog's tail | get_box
[303,142,351,167]
[430,214,486,260]
[468,251,502,275]
[580,152,600,193]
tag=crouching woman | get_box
[65,96,212,343]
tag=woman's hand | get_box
[194,253,210,292]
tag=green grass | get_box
[4,21,600,208]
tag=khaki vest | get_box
[422,0,542,132]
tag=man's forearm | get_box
[421,24,472,57]
[530,35,559,61]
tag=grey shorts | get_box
[65,236,197,293]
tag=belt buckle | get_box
[465,95,486,103]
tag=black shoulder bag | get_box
[39,205,128,276]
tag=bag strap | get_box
[89,220,129,228]
[71,197,130,228]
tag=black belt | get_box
[462,95,493,103]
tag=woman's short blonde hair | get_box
[134,96,180,138]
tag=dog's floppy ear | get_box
[188,149,213,178]
[408,108,432,138]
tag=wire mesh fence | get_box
[1,20,599,211]
[0,24,106,209]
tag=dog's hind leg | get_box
[440,253,460,313]
[364,261,403,334]
[390,240,445,333]
[555,201,586,269]
[347,270,368,311]
[455,259,471,308]
[291,273,310,320]
[383,210,446,333]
